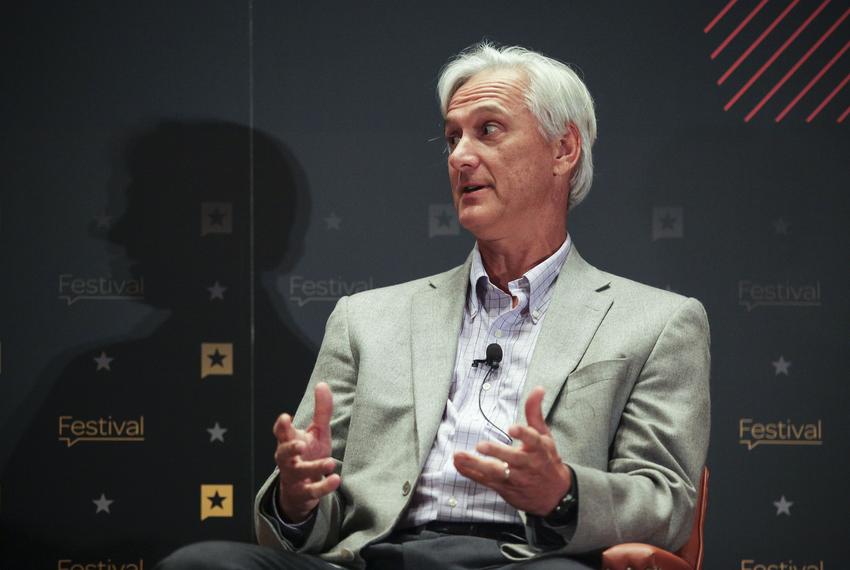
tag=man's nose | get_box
[448,136,480,172]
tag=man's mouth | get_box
[462,185,488,193]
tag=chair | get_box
[601,467,709,570]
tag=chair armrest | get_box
[601,543,693,570]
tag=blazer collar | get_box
[518,246,613,424]
[410,253,473,465]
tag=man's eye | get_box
[445,134,459,149]
[482,123,498,135]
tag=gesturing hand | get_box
[273,382,340,523]
[453,386,572,516]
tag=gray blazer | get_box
[254,247,711,568]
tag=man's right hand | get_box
[273,382,340,523]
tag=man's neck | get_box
[477,229,568,294]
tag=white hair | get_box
[437,42,598,208]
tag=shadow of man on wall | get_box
[1,121,317,566]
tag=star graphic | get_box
[208,490,227,509]
[773,218,789,235]
[207,281,227,301]
[774,495,793,515]
[208,208,226,226]
[660,212,677,230]
[94,351,114,372]
[772,355,791,376]
[324,212,342,230]
[207,421,228,443]
[93,211,112,229]
[436,210,453,228]
[93,492,114,514]
[207,348,227,367]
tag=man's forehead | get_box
[446,68,529,118]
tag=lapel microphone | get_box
[472,343,511,442]
[472,343,503,369]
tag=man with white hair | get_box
[158,41,709,570]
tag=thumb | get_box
[524,386,550,435]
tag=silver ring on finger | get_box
[503,462,511,482]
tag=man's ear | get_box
[553,123,581,177]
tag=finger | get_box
[281,457,336,482]
[454,451,508,483]
[507,424,544,452]
[274,440,306,466]
[300,473,341,500]
[475,440,530,467]
[453,454,491,486]
[313,382,334,429]
[524,387,550,435]
[273,413,299,443]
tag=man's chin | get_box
[459,216,500,241]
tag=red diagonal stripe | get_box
[747,7,850,121]
[705,0,740,33]
[725,0,831,111]
[807,71,850,122]
[718,0,799,85]
[838,104,849,123]
[776,38,850,121]
[712,0,771,59]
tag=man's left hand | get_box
[453,386,571,517]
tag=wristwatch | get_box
[543,488,577,526]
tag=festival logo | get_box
[281,275,375,307]
[652,206,683,241]
[738,418,823,450]
[201,202,233,236]
[58,415,145,448]
[740,560,824,570]
[200,484,233,520]
[58,274,145,306]
[429,203,459,237]
[57,558,145,570]
[738,280,821,311]
[201,343,233,379]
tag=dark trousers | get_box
[155,530,599,570]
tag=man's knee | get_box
[155,541,259,570]
[155,541,327,570]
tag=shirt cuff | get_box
[269,483,317,543]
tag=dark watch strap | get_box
[543,489,577,526]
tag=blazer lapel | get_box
[519,247,613,424]
[410,256,471,465]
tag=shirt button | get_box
[482,382,491,391]
[495,330,503,338]
[448,497,458,508]
[402,481,411,496]
[532,310,540,319]
[340,548,354,561]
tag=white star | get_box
[324,212,342,230]
[774,495,793,515]
[94,351,114,371]
[94,211,112,229]
[207,281,227,301]
[773,218,789,235]
[772,355,791,376]
[207,421,228,443]
[93,492,114,514]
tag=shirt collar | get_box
[468,234,572,323]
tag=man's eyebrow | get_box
[444,104,510,130]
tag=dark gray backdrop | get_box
[1,1,848,568]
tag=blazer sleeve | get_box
[255,296,358,553]
[562,297,711,553]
